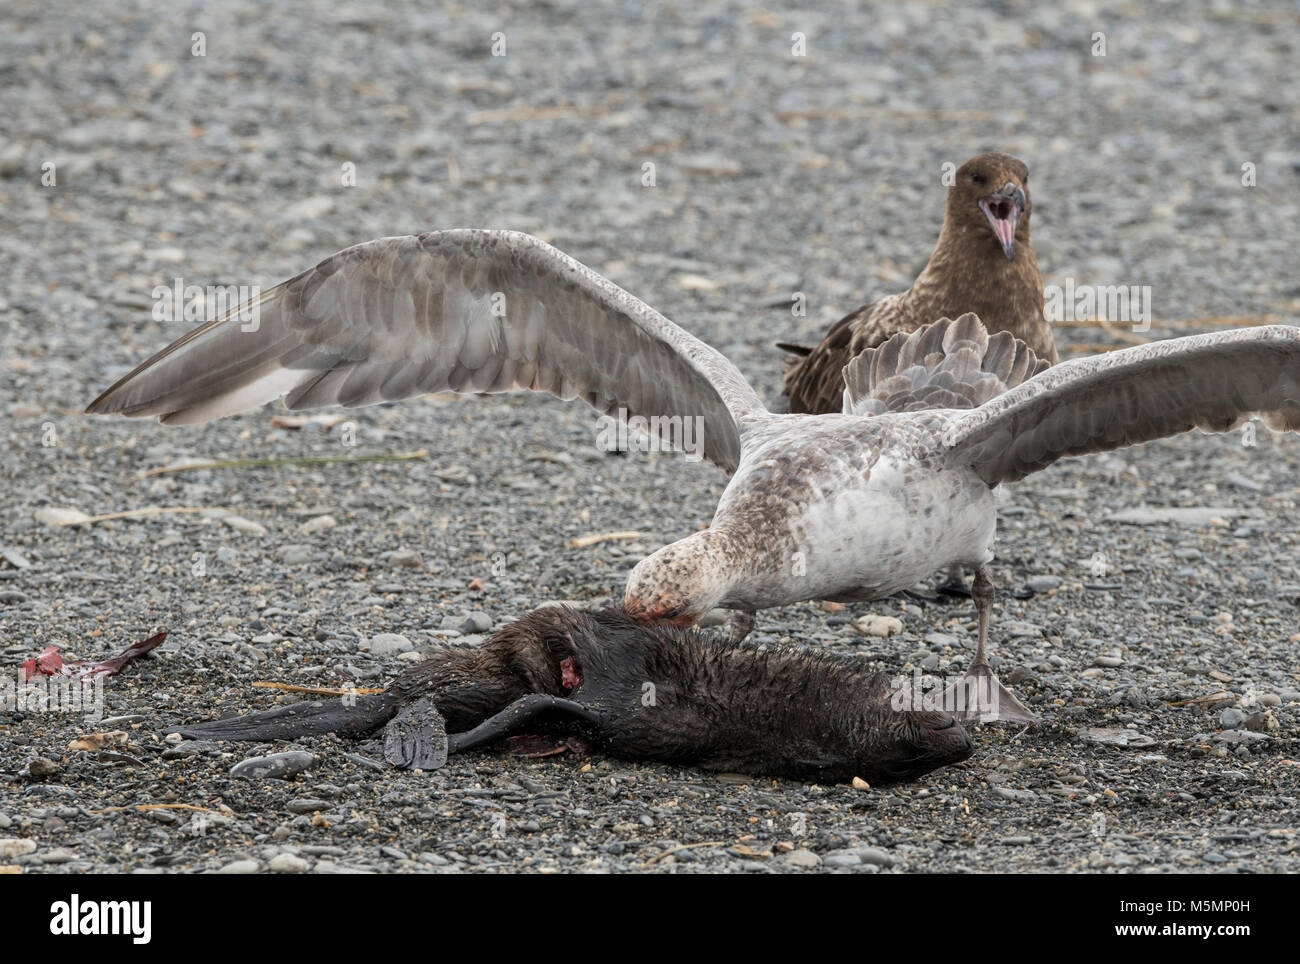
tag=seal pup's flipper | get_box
[447,694,601,754]
[166,693,398,742]
[383,696,449,770]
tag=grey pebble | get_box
[214,859,261,874]
[782,849,821,868]
[230,751,316,780]
[853,847,899,868]
[823,853,861,867]
[267,853,311,873]
[278,544,314,565]
[381,549,423,568]
[299,514,337,534]
[458,611,493,634]
[286,798,330,814]
[368,632,414,655]
[994,787,1038,803]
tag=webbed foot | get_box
[942,660,1037,725]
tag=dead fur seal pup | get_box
[166,607,972,784]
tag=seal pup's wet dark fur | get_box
[166,607,972,784]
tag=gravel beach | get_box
[2,0,1299,875]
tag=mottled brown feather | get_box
[784,153,1058,414]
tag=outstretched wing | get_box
[87,230,767,472]
[942,325,1300,484]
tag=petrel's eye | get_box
[970,171,984,184]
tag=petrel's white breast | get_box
[714,434,997,609]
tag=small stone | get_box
[382,549,422,568]
[0,547,33,569]
[1244,711,1277,734]
[782,849,821,868]
[222,515,268,536]
[853,847,898,868]
[299,514,337,534]
[0,839,37,858]
[267,853,310,873]
[368,633,414,655]
[278,544,314,565]
[1078,727,1155,748]
[459,612,493,634]
[38,849,76,864]
[286,799,330,814]
[1026,575,1062,593]
[230,751,316,780]
[823,853,861,867]
[35,507,91,527]
[851,776,870,790]
[1004,621,1044,639]
[1093,655,1124,668]
[22,758,61,779]
[1219,708,1245,728]
[994,787,1037,803]
[214,859,261,874]
[67,730,129,752]
[854,614,903,638]
[677,154,744,177]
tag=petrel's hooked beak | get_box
[978,181,1026,262]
